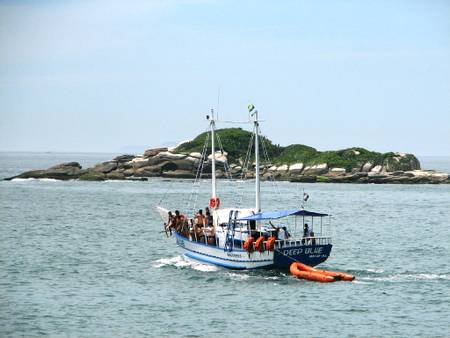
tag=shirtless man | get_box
[194,209,206,241]
[174,210,187,236]
[164,211,175,235]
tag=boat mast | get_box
[250,105,261,212]
[210,109,217,199]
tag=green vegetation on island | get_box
[176,127,419,172]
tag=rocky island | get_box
[4,128,449,184]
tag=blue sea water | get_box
[0,152,449,338]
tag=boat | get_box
[290,262,355,282]
[157,105,333,270]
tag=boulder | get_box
[106,171,125,180]
[113,154,136,163]
[303,163,328,175]
[361,162,373,172]
[123,169,135,176]
[154,151,187,161]
[5,162,83,180]
[161,170,196,179]
[91,161,118,174]
[289,163,304,174]
[185,156,201,165]
[370,165,383,173]
[79,172,105,181]
[49,162,82,170]
[276,164,289,172]
[430,172,449,181]
[289,175,317,183]
[330,167,346,175]
[208,151,228,163]
[131,158,151,169]
[268,165,278,172]
[143,147,168,158]
[405,170,449,182]
[382,153,421,172]
[134,166,162,177]
[189,152,203,159]
[171,159,195,171]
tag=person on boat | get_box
[164,211,175,235]
[205,208,213,227]
[278,226,291,240]
[174,210,187,235]
[302,223,310,244]
[269,221,290,240]
[310,231,316,245]
[204,223,215,245]
[193,209,206,242]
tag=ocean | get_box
[0,152,449,337]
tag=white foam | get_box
[153,255,218,272]
[363,273,450,283]
[227,272,250,281]
[366,268,384,274]
[11,178,59,182]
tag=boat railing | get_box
[274,236,332,248]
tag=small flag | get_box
[248,104,255,113]
[303,192,309,202]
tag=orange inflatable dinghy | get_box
[295,262,355,281]
[290,262,336,283]
[290,262,355,282]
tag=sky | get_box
[0,0,449,156]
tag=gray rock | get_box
[49,162,82,170]
[5,162,83,180]
[289,175,317,183]
[171,159,195,171]
[79,172,106,181]
[134,167,162,177]
[289,163,304,174]
[131,158,151,169]
[91,161,118,174]
[361,162,373,172]
[330,167,346,175]
[106,171,125,180]
[303,163,328,175]
[143,147,168,158]
[370,165,383,173]
[161,170,196,179]
[153,151,187,161]
[113,154,136,163]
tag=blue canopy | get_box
[237,209,328,221]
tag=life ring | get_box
[209,197,221,209]
[243,236,255,253]
[266,236,276,251]
[254,236,265,253]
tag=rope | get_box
[236,126,255,207]
[260,131,283,202]
[186,127,209,215]
[215,132,234,182]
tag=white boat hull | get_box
[175,233,274,269]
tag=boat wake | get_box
[354,269,450,283]
[153,255,219,272]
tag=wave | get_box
[360,272,450,283]
[153,255,219,272]
[11,178,60,182]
